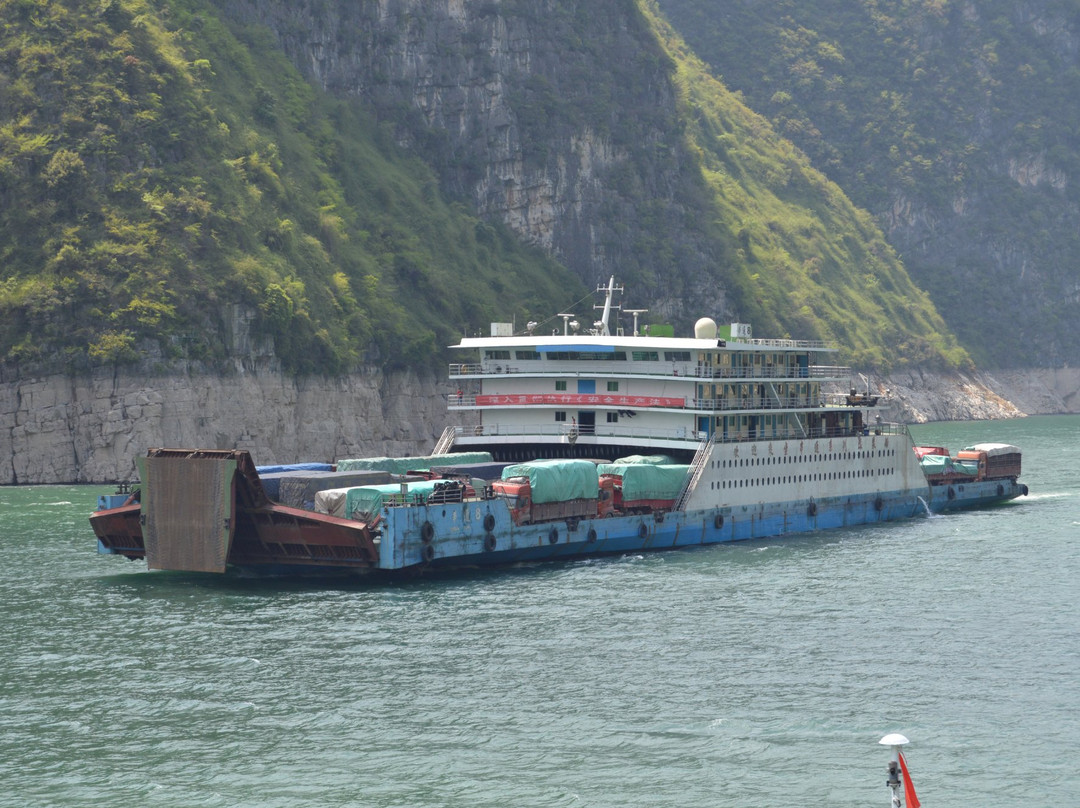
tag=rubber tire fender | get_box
[713,513,724,530]
[548,527,559,544]
[807,501,817,518]
[483,513,496,532]
[483,533,497,552]
[420,543,435,563]
[420,521,435,543]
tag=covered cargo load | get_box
[919,455,978,477]
[428,461,518,481]
[275,470,393,509]
[314,480,445,521]
[500,459,599,503]
[344,481,443,522]
[256,462,334,474]
[336,452,493,475]
[597,464,690,502]
[959,443,1022,480]
[608,454,677,465]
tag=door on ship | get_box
[577,411,596,434]
[698,416,711,438]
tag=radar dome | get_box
[694,317,718,339]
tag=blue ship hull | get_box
[376,479,1026,571]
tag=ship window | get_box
[485,350,511,360]
[631,351,659,361]
[555,411,567,422]
[555,380,567,391]
[516,350,540,360]
[607,381,619,392]
[606,412,619,423]
[664,351,691,362]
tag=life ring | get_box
[483,513,496,532]
[548,527,559,544]
[586,528,597,543]
[420,521,435,543]
[873,496,883,512]
[807,501,817,517]
[996,484,1004,497]
[638,523,648,539]
[947,486,956,501]
[420,543,435,563]
[713,514,724,530]
[483,533,497,552]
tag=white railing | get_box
[447,422,909,444]
[449,363,851,381]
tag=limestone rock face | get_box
[0,366,455,484]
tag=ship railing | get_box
[449,394,885,413]
[449,363,850,381]
[448,422,909,444]
[689,396,819,411]
[741,337,831,349]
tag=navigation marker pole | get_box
[879,733,920,808]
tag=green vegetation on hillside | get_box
[0,0,580,373]
[657,0,1080,366]
[639,1,968,370]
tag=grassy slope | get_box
[0,0,967,375]
[640,1,968,370]
[0,0,580,373]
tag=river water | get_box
[1,415,1076,807]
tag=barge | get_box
[91,278,1027,575]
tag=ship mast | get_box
[594,275,624,336]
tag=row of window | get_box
[714,448,896,468]
[553,380,621,392]
[554,412,620,423]
[712,466,896,489]
[486,350,694,362]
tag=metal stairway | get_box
[431,426,457,455]
[673,433,715,511]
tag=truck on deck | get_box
[957,443,1022,482]
[491,459,612,525]
[598,463,690,514]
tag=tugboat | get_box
[91,278,1027,575]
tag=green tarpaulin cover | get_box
[344,481,442,520]
[597,464,690,501]
[920,455,978,476]
[500,459,599,504]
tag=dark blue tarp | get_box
[256,462,334,474]
[259,469,394,508]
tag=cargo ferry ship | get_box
[91,279,1027,575]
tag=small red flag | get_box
[898,751,921,808]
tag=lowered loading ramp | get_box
[93,449,379,574]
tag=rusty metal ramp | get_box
[137,450,239,573]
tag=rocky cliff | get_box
[0,364,456,485]
[217,0,730,321]
[6,362,1078,485]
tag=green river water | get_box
[1,415,1077,807]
